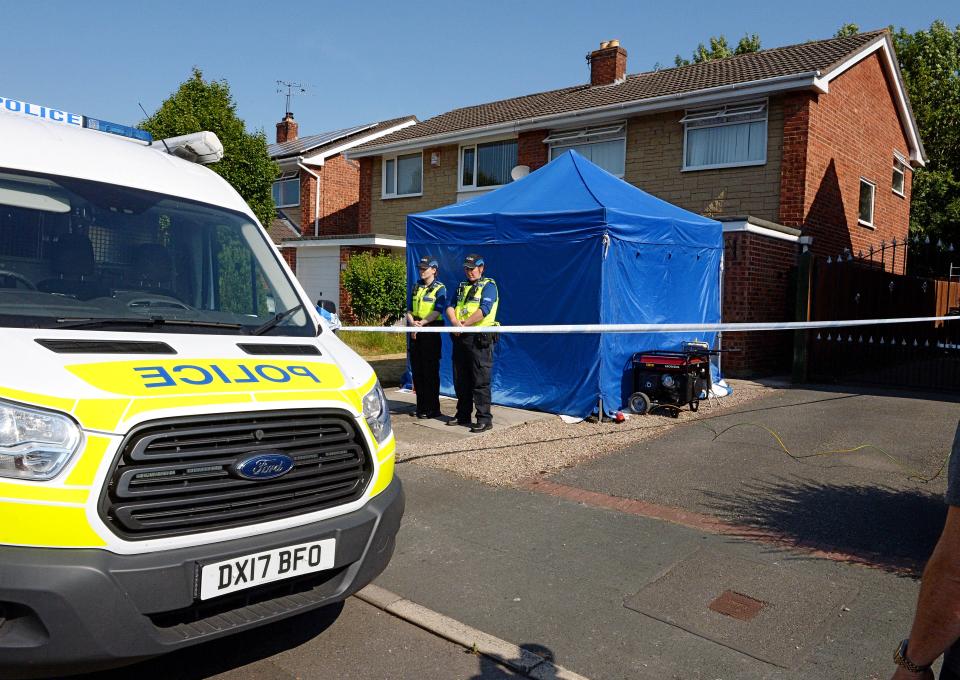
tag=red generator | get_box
[629,343,715,416]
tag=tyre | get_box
[628,392,651,415]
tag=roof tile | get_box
[355,31,886,151]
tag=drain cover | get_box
[708,590,766,621]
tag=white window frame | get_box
[381,151,423,199]
[272,170,300,208]
[892,154,908,198]
[858,177,876,228]
[680,99,768,172]
[458,136,518,193]
[546,122,627,178]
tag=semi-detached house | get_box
[266,112,416,316]
[348,30,926,375]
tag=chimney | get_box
[276,112,298,144]
[588,39,627,86]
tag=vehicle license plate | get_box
[199,538,336,600]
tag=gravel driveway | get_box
[395,379,773,486]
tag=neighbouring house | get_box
[267,111,416,317]
[347,30,926,375]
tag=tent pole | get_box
[598,397,604,423]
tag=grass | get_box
[338,329,407,357]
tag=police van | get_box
[0,96,402,677]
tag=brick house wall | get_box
[359,157,373,232]
[623,99,785,222]
[721,232,797,376]
[368,145,459,237]
[518,129,549,171]
[280,247,297,274]
[298,155,362,237]
[366,102,786,231]
[779,53,912,271]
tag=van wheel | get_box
[629,392,651,415]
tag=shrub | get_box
[341,252,406,324]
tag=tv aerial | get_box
[276,80,306,116]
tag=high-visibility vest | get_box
[454,277,498,326]
[411,280,445,320]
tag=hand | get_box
[891,667,934,680]
[413,320,423,327]
[411,332,417,340]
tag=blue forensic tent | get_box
[406,150,722,418]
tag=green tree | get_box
[835,23,860,37]
[891,21,960,243]
[675,34,761,67]
[342,252,406,325]
[140,68,277,228]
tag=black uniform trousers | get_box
[452,333,494,425]
[409,327,442,416]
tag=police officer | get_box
[406,256,447,419]
[445,254,499,433]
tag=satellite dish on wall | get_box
[510,165,530,181]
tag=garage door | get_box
[296,248,340,308]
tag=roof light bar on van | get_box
[155,131,224,165]
[0,95,153,142]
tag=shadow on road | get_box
[73,602,344,680]
[703,478,946,577]
[470,643,563,679]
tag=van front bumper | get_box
[0,476,403,679]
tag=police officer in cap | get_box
[445,254,499,433]
[406,256,446,419]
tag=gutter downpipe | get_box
[298,159,322,237]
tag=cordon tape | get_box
[340,315,960,334]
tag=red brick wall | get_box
[722,232,797,376]
[778,92,813,229]
[359,157,373,233]
[518,130,549,171]
[298,170,315,237]
[782,53,912,272]
[280,247,297,274]
[318,155,360,235]
[297,156,362,237]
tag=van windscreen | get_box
[0,169,312,336]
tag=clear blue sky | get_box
[3,0,956,140]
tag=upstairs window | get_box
[858,178,876,227]
[383,152,423,197]
[546,123,626,177]
[892,155,907,197]
[272,171,300,208]
[460,139,518,190]
[681,100,767,171]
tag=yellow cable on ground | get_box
[400,400,952,484]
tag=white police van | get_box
[0,96,402,677]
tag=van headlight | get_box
[0,401,82,480]
[361,382,392,445]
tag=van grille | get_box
[100,410,372,539]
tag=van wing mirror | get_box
[317,299,337,314]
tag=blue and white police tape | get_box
[338,315,960,334]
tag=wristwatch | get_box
[894,639,931,673]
